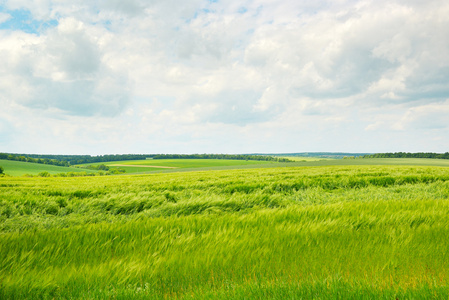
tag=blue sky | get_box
[0,8,58,33]
[0,0,449,155]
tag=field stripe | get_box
[110,164,178,169]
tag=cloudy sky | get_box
[1,0,448,155]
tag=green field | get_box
[77,158,274,174]
[3,158,449,177]
[1,164,449,298]
[274,156,334,162]
[0,159,96,176]
[277,157,449,167]
[78,157,449,175]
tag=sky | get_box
[0,0,448,155]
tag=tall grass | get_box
[1,165,449,298]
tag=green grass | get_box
[280,157,449,167]
[1,165,449,298]
[3,158,449,177]
[111,158,273,168]
[0,159,96,176]
[277,156,335,162]
[77,158,449,175]
[77,159,274,174]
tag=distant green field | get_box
[277,156,334,162]
[2,158,449,177]
[0,160,96,176]
[80,158,449,175]
[286,158,449,167]
[78,159,274,174]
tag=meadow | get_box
[1,164,449,298]
[0,159,96,177]
[83,157,449,174]
[4,157,449,176]
[76,158,274,174]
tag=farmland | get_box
[3,157,449,176]
[79,157,449,174]
[0,159,96,176]
[77,158,274,174]
[74,157,449,177]
[1,163,449,298]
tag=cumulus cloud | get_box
[1,0,449,153]
[0,17,131,116]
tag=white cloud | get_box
[0,12,11,24]
[394,100,449,130]
[0,17,131,116]
[1,0,449,153]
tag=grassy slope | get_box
[109,159,273,167]
[77,159,274,174]
[2,158,449,176]
[0,159,96,176]
[76,158,449,175]
[1,165,449,298]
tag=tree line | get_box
[0,153,151,167]
[0,152,292,167]
[361,152,449,159]
[0,153,70,167]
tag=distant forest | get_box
[0,153,149,167]
[0,153,291,167]
[361,152,449,159]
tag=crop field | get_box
[1,163,449,298]
[0,159,96,176]
[277,156,334,162]
[280,158,449,168]
[4,157,449,177]
[77,159,274,174]
[75,157,449,175]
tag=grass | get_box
[77,157,449,175]
[1,165,449,298]
[0,159,96,176]
[77,159,274,174]
[3,157,449,177]
[277,156,335,162]
[278,158,449,167]
[109,158,274,168]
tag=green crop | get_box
[76,158,274,174]
[1,165,449,298]
[0,159,97,176]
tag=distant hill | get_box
[0,159,96,176]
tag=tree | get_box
[0,166,4,174]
